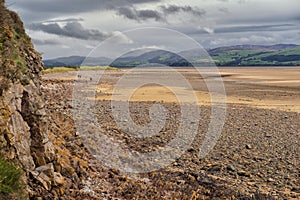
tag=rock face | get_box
[0,1,69,198]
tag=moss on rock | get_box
[0,3,44,96]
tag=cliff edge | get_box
[0,1,81,199]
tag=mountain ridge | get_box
[43,44,300,67]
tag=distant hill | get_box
[43,56,112,68]
[110,50,192,67]
[43,44,300,67]
[208,44,300,66]
[209,44,298,54]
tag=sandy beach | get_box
[63,67,300,113]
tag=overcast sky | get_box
[8,0,300,59]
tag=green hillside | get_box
[44,44,300,68]
[211,46,300,66]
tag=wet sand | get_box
[84,67,300,113]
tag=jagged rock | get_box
[1,84,35,170]
[0,2,74,199]
[30,163,56,191]
[226,164,236,172]
[35,163,54,177]
[53,172,65,186]
[38,172,52,191]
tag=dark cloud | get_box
[138,10,164,21]
[215,24,296,34]
[5,2,17,7]
[44,18,84,23]
[160,5,206,17]
[117,6,164,22]
[218,7,230,14]
[237,0,248,4]
[29,22,111,40]
[12,0,161,22]
[15,0,161,14]
[32,39,61,46]
[8,0,299,59]
[216,0,248,4]
[117,4,205,22]
[184,24,297,37]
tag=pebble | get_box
[267,178,275,182]
[237,170,251,177]
[227,165,236,172]
[177,180,186,184]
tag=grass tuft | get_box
[0,156,26,199]
[42,65,118,74]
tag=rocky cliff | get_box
[0,1,82,199]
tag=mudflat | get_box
[42,67,300,199]
[74,67,300,113]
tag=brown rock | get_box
[227,164,236,172]
[267,178,275,182]
[35,163,54,177]
[30,171,52,191]
[38,172,52,191]
[53,172,65,186]
[237,170,251,177]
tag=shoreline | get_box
[40,69,300,198]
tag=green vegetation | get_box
[42,66,79,74]
[158,54,171,61]
[0,156,26,199]
[0,20,34,96]
[42,66,118,74]
[80,65,118,71]
[211,46,300,66]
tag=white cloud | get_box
[129,45,167,52]
[111,31,134,44]
[203,27,215,34]
[210,35,277,46]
